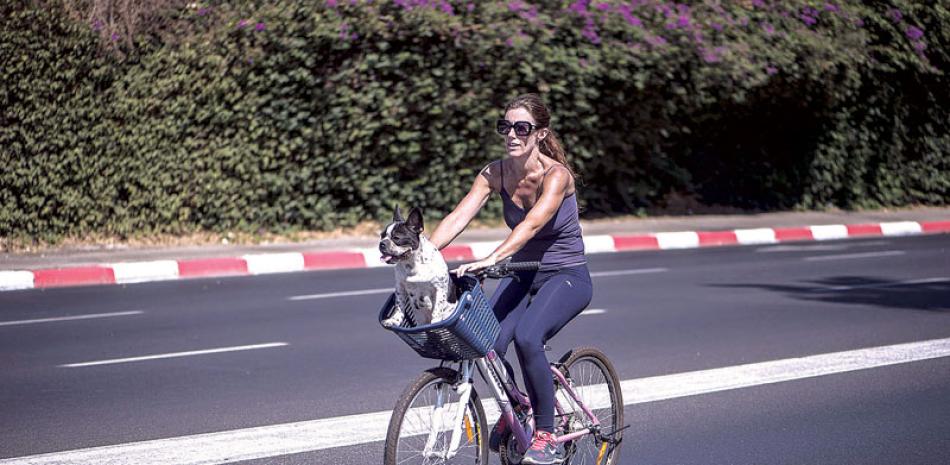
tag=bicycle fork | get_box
[424,360,476,460]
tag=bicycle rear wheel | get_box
[384,367,489,465]
[556,347,624,465]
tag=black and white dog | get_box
[379,206,456,328]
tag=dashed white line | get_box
[810,277,950,292]
[580,308,607,315]
[590,267,668,278]
[288,288,394,301]
[803,250,905,261]
[60,342,289,368]
[9,337,950,465]
[0,311,144,327]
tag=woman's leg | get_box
[490,271,534,358]
[513,266,593,432]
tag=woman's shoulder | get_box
[541,161,575,195]
[478,160,503,193]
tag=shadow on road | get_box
[713,276,950,312]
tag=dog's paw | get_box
[382,311,405,328]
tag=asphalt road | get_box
[1,234,949,464]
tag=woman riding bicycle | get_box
[429,93,593,465]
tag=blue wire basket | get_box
[378,274,500,361]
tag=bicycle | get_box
[378,260,627,465]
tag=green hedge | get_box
[2,0,947,243]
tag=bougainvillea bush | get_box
[1,0,947,243]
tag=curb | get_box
[2,220,948,292]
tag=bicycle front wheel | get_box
[556,347,624,465]
[384,367,489,465]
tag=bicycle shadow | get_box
[713,276,950,312]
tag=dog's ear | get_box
[407,207,424,233]
[393,205,404,223]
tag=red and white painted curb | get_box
[2,220,948,292]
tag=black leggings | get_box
[489,263,593,432]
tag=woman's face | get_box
[502,107,546,158]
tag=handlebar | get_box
[473,260,541,280]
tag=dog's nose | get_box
[379,243,387,253]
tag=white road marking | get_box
[803,250,905,262]
[0,311,144,327]
[809,224,849,240]
[880,221,922,236]
[734,228,777,245]
[583,235,617,254]
[810,277,950,292]
[243,253,305,275]
[655,231,700,249]
[9,337,950,464]
[589,267,668,278]
[0,271,35,290]
[111,261,179,284]
[288,288,394,301]
[580,308,606,315]
[60,343,289,368]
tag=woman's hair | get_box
[504,93,578,183]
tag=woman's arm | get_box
[428,163,496,250]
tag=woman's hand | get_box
[452,255,499,278]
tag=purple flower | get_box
[677,15,691,28]
[914,41,927,52]
[507,0,523,12]
[198,7,209,16]
[888,9,902,23]
[327,0,337,6]
[579,58,588,68]
[751,0,765,7]
[906,26,924,41]
[766,66,778,75]
[255,22,266,31]
[439,0,454,14]
[824,4,839,13]
[618,6,642,27]
[467,3,475,11]
[238,19,249,28]
[582,23,601,44]
[111,32,120,41]
[800,14,817,26]
[701,48,720,63]
[711,22,723,31]
[646,34,667,47]
[854,17,865,27]
[762,22,775,35]
[92,20,102,31]
[568,0,588,15]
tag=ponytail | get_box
[539,128,579,184]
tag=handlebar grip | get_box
[504,261,541,272]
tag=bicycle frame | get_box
[477,350,602,455]
[424,348,604,461]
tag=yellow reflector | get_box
[464,413,474,444]
[596,441,608,464]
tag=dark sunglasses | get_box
[496,119,538,137]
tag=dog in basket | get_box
[379,206,457,328]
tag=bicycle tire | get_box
[384,367,489,465]
[556,347,624,465]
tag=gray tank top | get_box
[499,161,587,271]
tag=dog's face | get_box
[379,206,424,265]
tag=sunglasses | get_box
[496,119,538,137]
